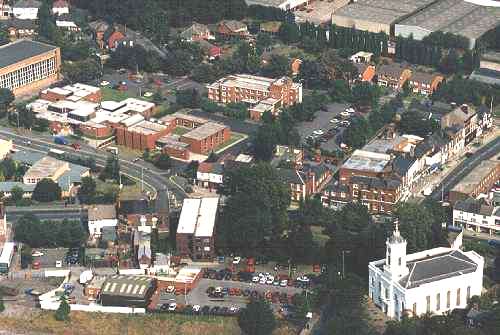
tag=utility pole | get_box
[141,166,144,193]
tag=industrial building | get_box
[395,0,500,48]
[245,0,308,11]
[176,197,219,260]
[99,275,156,308]
[0,39,61,96]
[332,0,500,47]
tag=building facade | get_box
[369,223,484,319]
[453,198,500,235]
[0,39,61,96]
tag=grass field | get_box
[101,87,134,102]
[0,311,298,335]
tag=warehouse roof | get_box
[181,122,227,141]
[101,275,153,298]
[0,39,58,69]
[342,150,391,173]
[332,0,435,25]
[396,0,500,41]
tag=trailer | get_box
[0,242,15,274]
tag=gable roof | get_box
[219,20,247,32]
[180,22,210,39]
[399,250,478,289]
[277,168,304,185]
[377,63,409,79]
[14,0,41,8]
[177,197,218,237]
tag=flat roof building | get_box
[180,122,231,155]
[176,197,219,260]
[0,39,61,96]
[245,0,308,11]
[116,120,172,150]
[100,275,156,308]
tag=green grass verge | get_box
[214,132,247,153]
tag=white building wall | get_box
[394,25,432,41]
[12,7,38,20]
[88,219,118,236]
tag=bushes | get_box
[32,179,62,203]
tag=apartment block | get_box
[116,120,172,151]
[180,122,230,155]
[207,74,302,118]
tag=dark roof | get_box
[277,168,303,185]
[454,198,481,213]
[14,0,41,8]
[377,63,408,78]
[351,175,401,190]
[325,180,349,193]
[409,71,437,84]
[392,155,415,176]
[399,250,478,289]
[4,18,37,30]
[414,132,448,158]
[302,162,329,177]
[0,39,58,69]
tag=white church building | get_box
[368,222,484,319]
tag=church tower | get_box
[384,219,409,279]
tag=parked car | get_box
[192,305,201,314]
[280,279,288,287]
[201,305,210,315]
[252,276,260,283]
[312,129,324,136]
[99,80,110,86]
[168,303,177,312]
[31,251,44,257]
[166,286,175,294]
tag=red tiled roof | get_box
[198,162,214,173]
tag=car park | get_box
[266,276,274,285]
[201,306,210,315]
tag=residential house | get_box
[353,63,376,83]
[369,223,484,319]
[290,58,302,76]
[12,0,41,20]
[217,20,249,38]
[453,198,500,235]
[278,163,333,202]
[408,71,444,95]
[196,162,224,191]
[87,205,118,238]
[376,64,412,90]
[470,52,500,86]
[0,181,35,199]
[441,104,478,146]
[103,26,128,50]
[321,181,350,210]
[52,0,69,16]
[350,51,373,63]
[56,15,80,32]
[196,39,222,60]
[180,22,214,42]
[0,1,12,20]
[259,21,282,36]
[176,197,219,260]
[5,18,37,39]
[88,20,110,49]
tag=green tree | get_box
[100,155,120,182]
[0,88,14,118]
[329,80,352,102]
[238,298,276,335]
[176,88,201,108]
[62,58,102,84]
[32,179,62,203]
[351,82,380,109]
[218,163,290,255]
[0,293,4,313]
[10,186,24,204]
[153,153,171,170]
[261,54,290,78]
[255,32,272,55]
[342,116,371,149]
[20,245,33,269]
[77,176,97,204]
[278,22,300,44]
[0,158,17,180]
[253,124,278,161]
[54,296,70,321]
[17,104,34,129]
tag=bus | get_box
[0,242,15,274]
[48,148,65,160]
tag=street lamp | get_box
[341,250,351,280]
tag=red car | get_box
[71,143,81,151]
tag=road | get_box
[430,136,500,200]
[0,127,187,216]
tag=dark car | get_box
[160,304,169,312]
[220,307,229,316]
[210,306,220,315]
[201,306,210,315]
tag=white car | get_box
[32,251,44,257]
[168,303,177,311]
[232,256,241,265]
[312,130,324,136]
[329,118,339,124]
[280,279,288,287]
[143,92,153,98]
[259,277,267,284]
[55,260,62,268]
[166,286,175,294]
[193,305,201,313]
[340,111,351,118]
[266,276,274,285]
[99,80,110,86]
[345,107,356,114]
[230,306,239,313]
[252,276,260,283]
[340,120,351,127]
[297,275,310,283]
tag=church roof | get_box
[399,250,478,289]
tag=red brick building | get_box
[80,121,113,139]
[180,122,230,155]
[116,120,172,150]
[207,74,303,107]
[40,83,102,103]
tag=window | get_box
[447,291,451,308]
[467,286,471,302]
[398,257,402,266]
[413,303,417,315]
[426,296,430,313]
[388,255,391,266]
[436,293,440,311]
[378,282,382,293]
[456,288,461,306]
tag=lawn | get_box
[311,225,329,247]
[0,310,298,335]
[101,87,134,102]
[172,127,191,136]
[214,132,247,153]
